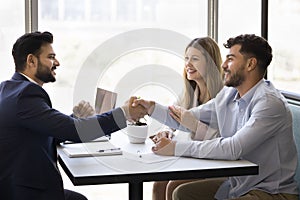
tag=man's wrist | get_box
[71,113,79,119]
[147,101,155,115]
[120,105,130,119]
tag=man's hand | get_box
[73,100,95,118]
[169,105,198,132]
[152,137,176,156]
[149,130,174,143]
[132,98,155,115]
[122,96,148,122]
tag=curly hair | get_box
[223,34,272,74]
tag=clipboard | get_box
[61,141,122,158]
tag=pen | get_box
[98,148,121,153]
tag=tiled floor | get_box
[60,165,154,200]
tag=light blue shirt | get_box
[151,79,298,199]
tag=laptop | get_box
[95,87,117,114]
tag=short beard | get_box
[224,68,245,87]
[35,61,56,83]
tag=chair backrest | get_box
[289,103,300,197]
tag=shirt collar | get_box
[19,72,39,85]
[233,79,265,104]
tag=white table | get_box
[57,130,258,200]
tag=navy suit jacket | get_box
[0,72,127,200]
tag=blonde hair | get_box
[179,37,223,108]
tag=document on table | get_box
[62,136,109,144]
[123,152,177,164]
[61,141,122,158]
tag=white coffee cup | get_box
[126,124,148,144]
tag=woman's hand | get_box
[168,105,185,123]
[169,105,198,132]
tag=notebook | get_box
[63,136,110,144]
[61,141,122,158]
[95,88,117,114]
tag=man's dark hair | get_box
[223,34,273,73]
[12,31,53,72]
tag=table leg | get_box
[129,181,143,200]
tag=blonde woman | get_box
[152,37,223,200]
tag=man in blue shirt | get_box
[133,34,299,199]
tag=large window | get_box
[38,0,208,115]
[3,1,299,110]
[218,0,261,57]
[38,0,209,147]
[2,1,299,130]
[218,0,300,93]
[2,1,300,199]
[0,0,25,82]
[269,0,300,93]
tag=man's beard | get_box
[35,61,56,83]
[224,67,245,87]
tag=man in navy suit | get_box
[0,31,146,200]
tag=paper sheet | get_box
[123,152,177,164]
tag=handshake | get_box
[73,96,155,122]
[73,96,198,134]
[73,96,181,156]
[123,96,176,156]
[121,96,155,122]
